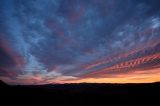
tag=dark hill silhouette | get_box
[0,80,8,87]
[0,80,160,105]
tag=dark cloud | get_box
[0,38,23,77]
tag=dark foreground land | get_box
[0,80,160,105]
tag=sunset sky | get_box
[0,0,160,85]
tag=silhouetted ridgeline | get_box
[0,80,160,105]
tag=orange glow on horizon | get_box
[59,68,160,84]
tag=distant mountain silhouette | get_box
[0,80,8,87]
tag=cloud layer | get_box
[0,0,160,85]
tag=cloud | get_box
[15,71,77,85]
[0,0,160,84]
[78,42,160,78]
[0,35,24,77]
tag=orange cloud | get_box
[81,53,160,78]
[84,40,160,70]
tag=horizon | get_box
[1,79,160,86]
[0,0,160,85]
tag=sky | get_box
[0,0,160,85]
